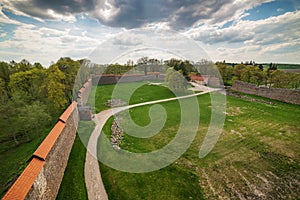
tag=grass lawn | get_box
[57,82,184,199]
[58,82,300,199]
[98,86,300,199]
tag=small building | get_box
[190,74,205,85]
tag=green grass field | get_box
[98,84,300,199]
[58,82,300,199]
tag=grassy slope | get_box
[99,88,300,199]
[0,127,53,198]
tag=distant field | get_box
[260,63,300,70]
[276,63,300,69]
[283,69,300,73]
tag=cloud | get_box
[185,10,300,45]
[190,10,300,63]
[0,22,101,65]
[2,0,274,29]
[112,33,142,46]
[2,0,95,22]
[0,7,22,24]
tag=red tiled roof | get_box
[147,72,160,75]
[2,158,45,200]
[101,74,144,77]
[32,121,65,161]
[190,75,204,81]
[59,101,77,123]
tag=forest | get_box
[0,57,91,149]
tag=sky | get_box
[0,0,299,66]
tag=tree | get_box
[165,59,196,81]
[288,73,300,89]
[16,102,51,142]
[269,70,288,88]
[0,78,8,104]
[165,67,187,93]
[9,68,46,103]
[195,59,215,75]
[11,59,32,73]
[41,65,67,113]
[250,67,266,86]
[268,62,277,71]
[0,61,11,95]
[33,62,43,69]
[137,57,149,75]
[233,64,246,80]
[217,63,232,85]
[54,57,81,104]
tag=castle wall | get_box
[91,74,165,85]
[231,81,300,105]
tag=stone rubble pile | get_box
[227,91,275,105]
[105,99,126,107]
[110,114,124,150]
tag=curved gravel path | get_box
[84,86,221,200]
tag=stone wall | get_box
[77,78,92,107]
[92,74,165,85]
[231,81,300,105]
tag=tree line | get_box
[0,57,90,148]
[216,61,300,89]
[90,57,300,90]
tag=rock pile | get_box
[227,91,275,105]
[110,114,124,150]
[105,99,126,107]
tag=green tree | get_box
[233,64,246,80]
[10,59,32,73]
[269,70,288,88]
[288,73,300,89]
[0,61,11,95]
[0,78,8,104]
[195,59,215,75]
[41,65,67,113]
[165,67,187,93]
[9,68,46,103]
[217,63,233,85]
[15,102,51,142]
[55,57,80,103]
[165,59,196,81]
[33,62,44,69]
[250,67,266,86]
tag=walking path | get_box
[84,85,221,200]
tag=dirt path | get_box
[84,86,221,200]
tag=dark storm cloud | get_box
[92,0,236,29]
[4,0,96,20]
[3,0,267,29]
